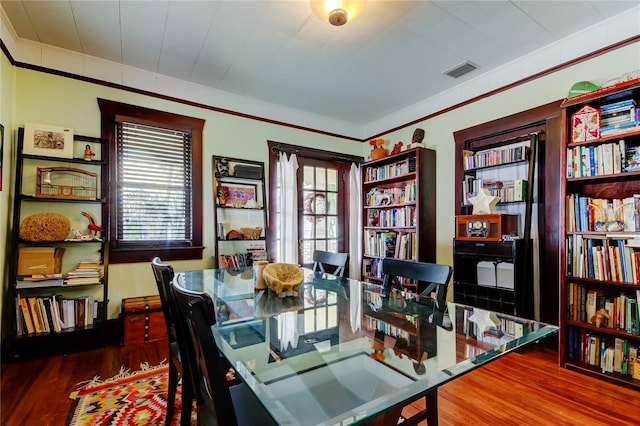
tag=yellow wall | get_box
[2,40,639,326]
[7,69,364,320]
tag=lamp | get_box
[310,0,366,26]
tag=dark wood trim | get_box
[3,35,637,143]
[268,140,364,163]
[98,99,205,263]
[452,100,562,326]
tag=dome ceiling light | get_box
[310,0,366,26]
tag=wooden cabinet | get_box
[212,156,268,268]
[559,80,640,389]
[6,128,109,359]
[360,147,436,293]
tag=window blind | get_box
[117,122,193,243]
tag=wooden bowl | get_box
[262,263,304,297]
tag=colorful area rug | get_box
[67,363,195,426]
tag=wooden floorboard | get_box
[1,342,638,425]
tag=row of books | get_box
[363,231,417,260]
[16,293,104,335]
[455,305,531,343]
[218,252,254,268]
[461,177,527,206]
[366,206,416,228]
[462,145,528,171]
[365,315,414,341]
[565,140,631,178]
[565,194,640,233]
[364,182,417,207]
[567,283,640,335]
[567,327,640,379]
[363,157,416,183]
[566,235,640,284]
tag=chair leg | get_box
[180,373,195,426]
[166,363,178,425]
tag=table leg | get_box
[426,389,438,425]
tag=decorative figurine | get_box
[409,128,425,149]
[469,188,500,215]
[81,211,104,239]
[84,144,95,161]
[390,141,403,155]
[216,158,230,177]
[369,138,388,160]
[217,185,230,207]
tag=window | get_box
[98,99,204,263]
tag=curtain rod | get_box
[270,142,364,164]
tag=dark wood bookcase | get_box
[559,80,640,389]
[5,128,109,360]
[360,147,436,293]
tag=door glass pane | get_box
[304,310,315,333]
[327,169,337,191]
[302,240,313,263]
[315,217,326,238]
[303,166,314,189]
[303,216,314,238]
[327,239,337,252]
[327,192,337,215]
[316,240,327,252]
[327,305,338,327]
[315,168,326,190]
[327,217,337,238]
[314,193,327,214]
[316,307,327,329]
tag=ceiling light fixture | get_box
[310,0,366,26]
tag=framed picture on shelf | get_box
[223,183,257,208]
[23,122,74,159]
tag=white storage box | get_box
[496,262,515,289]
[477,261,496,287]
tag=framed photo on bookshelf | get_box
[225,183,257,207]
[23,122,74,159]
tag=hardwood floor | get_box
[1,341,638,425]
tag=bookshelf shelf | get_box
[360,147,436,292]
[560,81,640,387]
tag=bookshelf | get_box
[6,128,109,359]
[212,156,268,268]
[360,147,436,293]
[559,79,640,389]
[453,131,540,318]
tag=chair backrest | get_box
[151,257,178,342]
[171,273,238,425]
[381,258,452,307]
[312,250,349,277]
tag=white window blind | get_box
[117,122,192,243]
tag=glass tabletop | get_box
[180,267,558,425]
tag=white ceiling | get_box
[1,0,639,132]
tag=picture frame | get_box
[220,183,257,208]
[23,122,74,159]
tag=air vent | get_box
[444,61,478,79]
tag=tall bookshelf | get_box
[6,127,109,359]
[559,79,640,389]
[360,147,436,293]
[212,156,268,268]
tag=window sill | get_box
[109,246,205,264]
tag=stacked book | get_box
[16,274,64,289]
[64,260,103,286]
[599,97,639,136]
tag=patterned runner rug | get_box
[67,363,195,426]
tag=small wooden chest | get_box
[121,295,167,345]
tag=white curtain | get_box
[348,162,362,279]
[277,152,299,263]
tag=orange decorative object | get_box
[369,138,388,160]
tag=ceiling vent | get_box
[444,61,478,79]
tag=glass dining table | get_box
[179,267,558,426]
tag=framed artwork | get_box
[23,122,74,159]
[220,183,257,208]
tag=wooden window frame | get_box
[98,98,204,263]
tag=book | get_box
[28,297,44,333]
[18,295,35,334]
[16,279,64,289]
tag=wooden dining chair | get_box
[171,273,277,426]
[381,258,452,308]
[312,250,349,277]
[151,257,194,426]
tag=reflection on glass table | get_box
[179,268,558,426]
